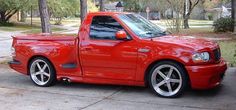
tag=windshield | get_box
[118,14,168,38]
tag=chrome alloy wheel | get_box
[30,59,51,86]
[151,65,182,97]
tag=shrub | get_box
[0,22,14,26]
[213,17,235,32]
[207,13,213,20]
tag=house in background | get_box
[103,1,124,12]
[208,2,232,20]
[103,1,160,20]
[9,12,21,22]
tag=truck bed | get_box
[11,33,80,76]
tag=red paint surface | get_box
[9,12,227,89]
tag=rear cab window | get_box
[89,16,125,40]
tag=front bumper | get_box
[186,59,227,89]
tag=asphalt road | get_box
[0,64,235,110]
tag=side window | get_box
[90,16,124,40]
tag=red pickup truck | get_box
[9,12,227,98]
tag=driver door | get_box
[80,15,138,80]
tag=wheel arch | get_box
[144,59,190,86]
[27,55,56,75]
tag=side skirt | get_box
[57,75,145,87]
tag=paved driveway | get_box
[0,64,235,110]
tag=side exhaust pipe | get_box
[62,77,71,83]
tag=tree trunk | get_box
[20,11,27,22]
[0,12,6,22]
[99,0,105,11]
[5,10,18,22]
[183,15,190,29]
[198,0,206,20]
[175,13,181,33]
[0,10,18,23]
[183,0,200,29]
[38,0,51,33]
[80,0,87,24]
[184,16,189,29]
[183,0,186,29]
[232,0,236,32]
[183,0,190,29]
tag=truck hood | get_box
[151,35,218,50]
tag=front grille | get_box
[213,48,221,61]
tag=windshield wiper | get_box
[147,32,167,38]
[158,31,168,35]
[140,31,168,39]
[144,32,158,38]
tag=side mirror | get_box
[115,30,127,40]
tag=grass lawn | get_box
[0,25,37,31]
[177,28,214,34]
[175,28,236,39]
[218,41,236,67]
[25,17,80,26]
[0,24,65,34]
[23,27,64,34]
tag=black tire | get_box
[29,57,56,87]
[147,61,188,98]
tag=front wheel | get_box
[29,57,56,87]
[148,61,188,98]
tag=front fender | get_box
[135,45,193,82]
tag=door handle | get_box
[83,47,93,51]
[138,48,150,53]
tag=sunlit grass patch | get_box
[218,41,236,67]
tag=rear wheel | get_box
[29,57,56,87]
[148,61,188,98]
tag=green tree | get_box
[0,0,29,23]
[47,0,97,25]
[88,0,99,12]
[20,0,38,22]
[166,0,185,32]
[47,0,80,25]
[123,0,146,12]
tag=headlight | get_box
[192,52,210,63]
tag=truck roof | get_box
[87,12,132,16]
